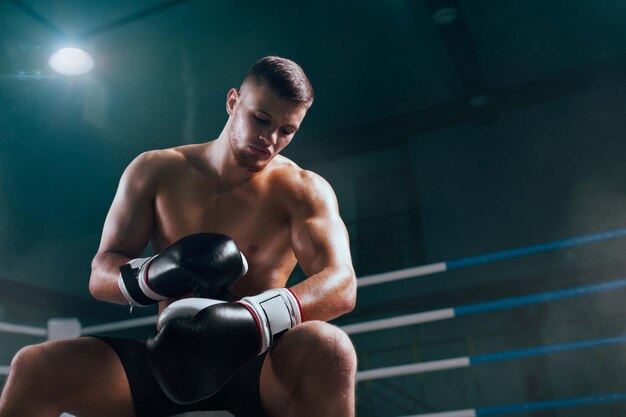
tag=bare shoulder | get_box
[269,156,338,215]
[130,144,202,169]
[124,144,204,183]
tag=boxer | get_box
[0,56,357,417]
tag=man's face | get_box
[227,81,308,172]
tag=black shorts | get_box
[92,336,268,417]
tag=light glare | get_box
[48,47,95,76]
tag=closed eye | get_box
[254,115,269,125]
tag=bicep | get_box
[291,215,352,277]
[289,176,352,276]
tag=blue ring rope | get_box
[454,278,626,316]
[475,392,626,416]
[471,334,626,365]
[446,228,626,270]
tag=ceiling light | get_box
[432,7,458,25]
[48,47,94,76]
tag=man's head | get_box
[226,56,314,172]
[242,56,314,108]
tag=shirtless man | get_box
[0,56,357,417]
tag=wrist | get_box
[118,256,161,307]
[239,288,303,353]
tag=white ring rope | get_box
[81,316,157,334]
[0,322,47,337]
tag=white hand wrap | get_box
[239,288,303,353]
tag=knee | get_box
[280,321,357,381]
[9,344,48,382]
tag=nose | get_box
[259,129,278,146]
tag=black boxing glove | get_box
[146,288,302,404]
[118,233,248,307]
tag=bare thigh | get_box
[5,337,135,417]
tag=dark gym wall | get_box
[315,74,626,416]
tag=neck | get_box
[209,122,261,190]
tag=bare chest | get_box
[151,179,297,295]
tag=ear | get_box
[226,88,239,116]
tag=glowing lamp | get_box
[48,47,95,76]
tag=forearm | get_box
[89,251,132,304]
[289,266,356,322]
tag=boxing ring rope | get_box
[2,275,625,381]
[1,227,623,340]
[356,334,626,381]
[1,227,626,414]
[343,277,626,334]
[0,322,47,337]
[357,227,626,287]
[81,315,157,334]
[399,392,626,417]
[2,274,625,343]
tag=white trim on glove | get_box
[239,288,303,353]
[157,298,225,330]
[117,256,162,307]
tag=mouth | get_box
[249,145,271,158]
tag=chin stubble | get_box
[230,134,265,173]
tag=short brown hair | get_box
[243,56,314,106]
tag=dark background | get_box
[2,1,626,416]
